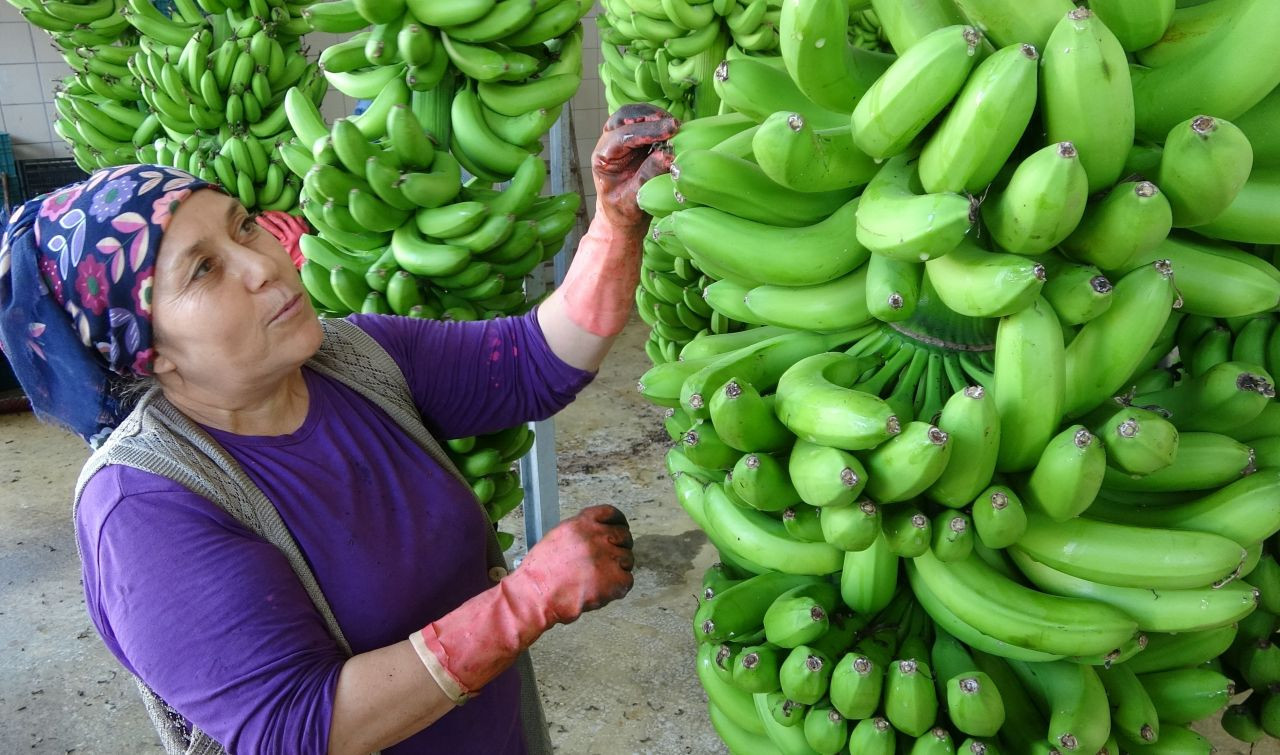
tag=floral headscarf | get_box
[0,164,214,446]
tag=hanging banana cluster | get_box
[281,0,593,548]
[621,0,1280,750]
[301,0,589,182]
[119,0,319,210]
[9,0,144,168]
[596,0,888,122]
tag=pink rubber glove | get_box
[411,505,634,701]
[255,211,309,269]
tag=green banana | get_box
[1101,431,1255,493]
[849,24,983,160]
[918,41,1039,195]
[924,240,1046,318]
[1039,259,1113,326]
[865,254,921,323]
[1092,405,1180,475]
[991,296,1066,472]
[1130,0,1280,141]
[703,483,844,575]
[1092,467,1280,549]
[1126,626,1238,676]
[1014,512,1246,590]
[1138,668,1235,725]
[1009,547,1259,633]
[910,568,1062,663]
[764,582,839,648]
[670,197,867,287]
[840,531,899,614]
[930,511,975,563]
[694,570,824,643]
[1125,234,1280,318]
[789,439,869,509]
[744,267,874,333]
[1136,360,1275,434]
[819,500,882,552]
[884,505,933,559]
[1040,8,1135,194]
[830,652,883,720]
[1020,425,1105,521]
[969,485,1026,549]
[946,671,1006,739]
[710,55,848,129]
[982,141,1089,256]
[1157,115,1254,228]
[779,644,834,705]
[1007,659,1110,754]
[779,0,894,113]
[782,505,825,543]
[775,352,901,451]
[855,153,976,262]
[910,550,1140,658]
[847,716,896,755]
[949,0,1073,49]
[681,330,861,418]
[1063,260,1177,417]
[884,657,938,737]
[671,150,858,229]
[476,72,580,117]
[752,113,879,192]
[730,452,801,512]
[1087,0,1175,51]
[708,379,792,453]
[731,644,783,694]
[862,421,952,503]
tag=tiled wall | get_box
[0,6,610,213]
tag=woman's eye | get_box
[193,259,213,280]
[241,215,259,235]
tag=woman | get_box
[0,104,679,754]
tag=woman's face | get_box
[149,189,322,391]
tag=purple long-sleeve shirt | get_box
[75,311,594,754]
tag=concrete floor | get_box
[0,317,1273,754]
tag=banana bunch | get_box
[443,424,537,551]
[621,0,1280,749]
[596,0,890,123]
[110,0,321,209]
[283,81,578,319]
[9,0,147,169]
[302,0,590,172]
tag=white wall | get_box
[0,7,611,214]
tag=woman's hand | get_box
[590,104,680,233]
[516,504,635,622]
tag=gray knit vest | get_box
[72,318,553,755]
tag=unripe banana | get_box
[866,254,922,322]
[926,386,1000,507]
[924,240,1047,318]
[1101,431,1255,493]
[848,716,896,755]
[779,0,893,113]
[1124,234,1280,318]
[1157,115,1254,228]
[788,439,869,509]
[840,531,899,614]
[1092,405,1179,476]
[884,505,933,558]
[1015,512,1247,590]
[1009,547,1259,633]
[991,296,1066,472]
[744,266,874,333]
[731,644,782,694]
[850,24,984,160]
[1126,625,1239,675]
[776,353,901,451]
[983,142,1089,256]
[1138,668,1236,725]
[1040,259,1113,326]
[779,645,833,705]
[802,703,847,755]
[1087,0,1175,51]
[764,582,838,648]
[819,500,881,552]
[884,658,938,737]
[862,421,952,503]
[830,652,884,720]
[1060,181,1172,272]
[1063,260,1177,417]
[709,379,793,453]
[950,0,1072,49]
[1040,8,1135,193]
[782,505,825,543]
[1135,360,1275,434]
[931,511,975,563]
[753,113,879,192]
[947,672,1006,739]
[730,452,801,512]
[1007,659,1110,754]
[704,483,845,576]
[856,153,976,262]
[919,42,1039,195]
[971,485,1027,549]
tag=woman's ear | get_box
[150,349,176,377]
